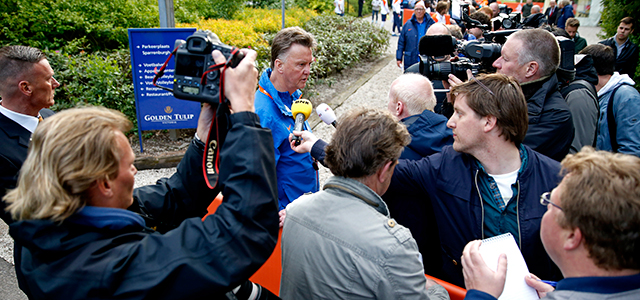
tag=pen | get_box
[540,280,557,287]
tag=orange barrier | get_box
[403,8,414,26]
[426,274,467,300]
[205,196,466,297]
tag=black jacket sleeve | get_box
[112,112,279,297]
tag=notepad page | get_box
[479,233,539,300]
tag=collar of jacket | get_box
[323,176,390,216]
[258,68,302,118]
[65,206,146,230]
[521,74,558,116]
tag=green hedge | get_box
[0,0,159,53]
[46,50,137,131]
[43,14,387,133]
[600,0,640,86]
[304,15,389,81]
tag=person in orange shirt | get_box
[430,1,453,24]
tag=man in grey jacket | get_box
[461,148,640,300]
[280,107,449,300]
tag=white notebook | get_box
[479,233,539,300]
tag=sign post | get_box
[128,28,199,152]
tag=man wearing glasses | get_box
[462,148,640,299]
[387,73,563,287]
[396,1,435,70]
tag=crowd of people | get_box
[1,1,639,299]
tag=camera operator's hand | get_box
[447,69,474,88]
[196,103,215,140]
[289,130,319,154]
[212,49,258,113]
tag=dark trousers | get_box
[358,0,364,17]
[393,12,402,33]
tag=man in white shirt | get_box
[0,45,58,224]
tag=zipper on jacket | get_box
[516,180,522,249]
[474,170,485,239]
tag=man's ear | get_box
[564,226,583,251]
[85,178,113,207]
[395,100,404,116]
[525,61,539,78]
[377,160,395,183]
[483,114,498,133]
[18,80,31,96]
[274,58,285,74]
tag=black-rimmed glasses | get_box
[540,192,562,211]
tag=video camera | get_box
[491,4,521,30]
[153,30,244,105]
[416,35,503,81]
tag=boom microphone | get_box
[291,99,313,146]
[316,103,338,128]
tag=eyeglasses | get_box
[540,192,562,211]
[414,8,426,11]
[471,75,495,96]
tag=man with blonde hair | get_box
[462,147,640,299]
[5,49,281,299]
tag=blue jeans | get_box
[372,10,379,21]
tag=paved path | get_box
[0,18,605,298]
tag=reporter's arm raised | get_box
[198,49,259,139]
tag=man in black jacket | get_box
[492,29,574,161]
[0,45,57,225]
[544,0,557,26]
[4,49,280,299]
[599,16,639,76]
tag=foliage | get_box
[179,8,319,73]
[46,50,138,132]
[304,15,389,81]
[6,5,386,133]
[345,0,373,16]
[599,0,640,85]
[174,0,244,22]
[0,0,158,53]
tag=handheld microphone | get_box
[291,99,313,146]
[316,103,338,128]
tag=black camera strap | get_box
[200,47,241,190]
[152,44,242,190]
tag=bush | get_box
[179,8,319,73]
[600,0,640,85]
[22,9,386,133]
[46,50,137,132]
[0,0,158,53]
[174,0,244,22]
[304,15,389,80]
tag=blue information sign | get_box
[128,28,199,151]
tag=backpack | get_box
[560,79,599,147]
[606,83,633,152]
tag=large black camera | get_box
[172,30,244,104]
[488,4,521,30]
[414,35,503,81]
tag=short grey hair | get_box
[389,74,436,114]
[510,29,560,77]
